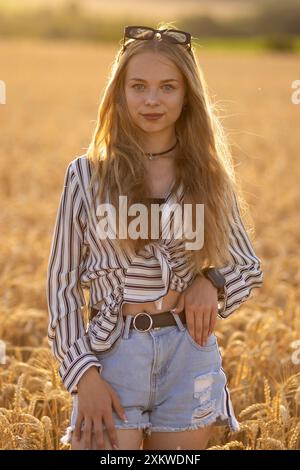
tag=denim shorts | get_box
[61,312,240,445]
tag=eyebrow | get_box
[128,78,179,83]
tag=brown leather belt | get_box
[90,307,186,332]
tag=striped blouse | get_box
[46,155,263,394]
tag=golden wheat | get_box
[0,38,299,450]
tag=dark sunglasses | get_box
[121,25,193,56]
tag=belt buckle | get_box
[132,312,153,332]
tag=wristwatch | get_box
[201,266,226,297]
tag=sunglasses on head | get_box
[121,25,193,56]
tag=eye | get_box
[163,84,174,90]
[131,83,175,91]
[132,84,145,90]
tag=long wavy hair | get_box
[86,22,255,271]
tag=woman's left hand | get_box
[171,275,219,347]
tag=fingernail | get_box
[123,415,129,423]
[170,308,176,313]
[113,444,119,450]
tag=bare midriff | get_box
[93,288,182,316]
[122,287,181,316]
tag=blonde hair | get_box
[86,22,254,270]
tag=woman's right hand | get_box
[73,366,126,450]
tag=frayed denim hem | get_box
[144,411,241,438]
[211,411,241,434]
[60,412,241,445]
[114,422,152,435]
[60,425,75,445]
[60,422,152,446]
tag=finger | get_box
[111,388,127,423]
[93,417,105,449]
[82,416,92,450]
[208,306,218,335]
[74,412,84,441]
[194,311,203,345]
[201,309,211,345]
[185,308,195,340]
[104,413,119,450]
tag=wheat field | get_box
[0,39,299,450]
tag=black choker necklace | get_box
[145,137,178,160]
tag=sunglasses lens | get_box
[164,31,188,44]
[127,27,154,40]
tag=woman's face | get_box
[124,51,186,134]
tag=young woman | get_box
[46,25,264,450]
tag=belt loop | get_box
[122,315,132,339]
[171,311,186,331]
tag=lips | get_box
[142,113,164,117]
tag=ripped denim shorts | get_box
[61,312,240,444]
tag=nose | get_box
[144,90,161,106]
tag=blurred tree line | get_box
[0,0,299,51]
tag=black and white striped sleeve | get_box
[217,194,264,319]
[46,161,102,394]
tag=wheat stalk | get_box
[288,421,300,449]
